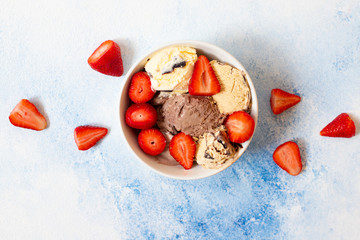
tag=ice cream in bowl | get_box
[119,41,258,180]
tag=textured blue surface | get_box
[1,0,360,239]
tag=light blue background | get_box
[1,0,359,239]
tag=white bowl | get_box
[119,40,258,180]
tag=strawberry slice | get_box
[74,126,108,151]
[188,55,221,96]
[138,128,166,156]
[88,40,124,77]
[320,113,356,138]
[270,89,301,114]
[9,99,47,131]
[224,111,255,143]
[129,72,155,103]
[273,141,302,176]
[125,103,157,129]
[169,132,196,170]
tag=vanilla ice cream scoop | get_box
[210,60,251,114]
[145,46,197,91]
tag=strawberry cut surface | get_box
[320,113,356,138]
[273,141,302,176]
[138,128,166,156]
[188,55,221,96]
[224,111,255,143]
[9,99,47,131]
[74,126,108,151]
[169,132,196,170]
[125,103,157,130]
[129,72,155,103]
[88,40,124,77]
[270,89,301,114]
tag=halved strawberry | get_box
[125,103,157,129]
[129,72,155,103]
[88,40,124,77]
[169,132,196,170]
[270,89,301,114]
[320,113,356,138]
[224,111,255,143]
[188,55,221,96]
[74,126,108,151]
[273,141,302,176]
[138,128,166,156]
[9,99,47,131]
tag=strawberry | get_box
[320,113,356,138]
[273,141,302,176]
[188,55,221,96]
[169,132,196,170]
[88,40,124,77]
[129,72,155,103]
[270,89,301,114]
[74,126,108,151]
[125,103,157,129]
[9,99,47,131]
[138,128,166,156]
[224,111,255,143]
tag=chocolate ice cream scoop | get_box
[157,94,225,138]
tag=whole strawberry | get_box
[125,103,157,130]
[138,128,166,156]
[320,113,356,138]
[129,72,155,103]
[88,40,124,77]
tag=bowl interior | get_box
[119,41,258,180]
